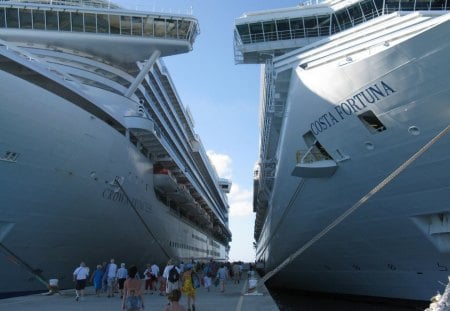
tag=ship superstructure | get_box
[0,0,231,296]
[235,0,450,301]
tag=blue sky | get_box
[115,0,300,262]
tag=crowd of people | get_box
[72,258,247,311]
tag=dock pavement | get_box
[0,272,279,311]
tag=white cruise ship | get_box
[234,0,450,302]
[0,0,231,297]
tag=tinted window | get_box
[59,11,71,31]
[33,10,45,30]
[72,12,83,32]
[19,9,32,29]
[6,8,19,28]
[85,13,96,32]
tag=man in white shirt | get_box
[162,259,181,294]
[106,258,117,297]
[73,262,89,301]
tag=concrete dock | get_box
[0,273,279,311]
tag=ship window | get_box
[236,24,250,43]
[129,132,138,147]
[19,9,32,29]
[154,18,166,37]
[6,8,19,28]
[46,11,58,30]
[249,22,263,42]
[97,14,109,33]
[72,12,84,32]
[358,110,386,133]
[263,21,276,41]
[143,17,154,36]
[132,16,142,36]
[318,15,330,36]
[361,0,381,19]
[290,18,304,38]
[121,16,131,35]
[33,10,45,30]
[347,5,364,25]
[276,19,291,40]
[84,13,97,33]
[0,8,4,28]
[178,20,190,39]
[415,0,431,10]
[166,19,177,38]
[59,11,71,31]
[430,0,444,10]
[400,0,415,10]
[335,9,351,31]
[110,15,120,34]
[304,16,318,37]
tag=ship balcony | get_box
[291,148,337,178]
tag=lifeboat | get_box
[153,165,178,193]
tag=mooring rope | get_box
[259,124,450,285]
[0,242,49,288]
[114,179,171,260]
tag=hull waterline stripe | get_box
[259,124,450,285]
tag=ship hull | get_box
[0,69,224,296]
[257,15,450,301]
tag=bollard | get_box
[47,279,59,295]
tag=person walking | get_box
[106,258,118,297]
[143,263,152,294]
[90,264,104,297]
[216,264,228,293]
[202,262,212,292]
[162,259,181,295]
[150,262,160,294]
[117,263,128,298]
[73,261,89,301]
[163,289,186,311]
[232,262,240,284]
[181,264,196,311]
[122,265,144,311]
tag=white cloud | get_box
[206,150,232,179]
[228,183,253,217]
[207,150,252,217]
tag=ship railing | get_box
[0,0,121,9]
[0,3,199,43]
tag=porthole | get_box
[364,141,375,150]
[408,126,420,136]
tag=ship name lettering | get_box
[102,189,152,213]
[311,81,396,135]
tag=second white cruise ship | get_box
[0,0,231,297]
[234,0,450,302]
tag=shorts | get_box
[166,281,179,294]
[75,279,87,290]
[145,279,152,290]
[107,277,116,287]
[118,278,126,289]
[125,296,142,311]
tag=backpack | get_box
[191,272,200,289]
[168,266,179,283]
